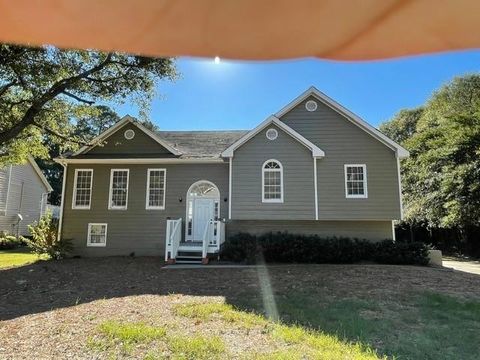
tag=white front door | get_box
[193,198,214,241]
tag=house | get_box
[0,157,53,237]
[55,87,408,263]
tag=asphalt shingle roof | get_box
[157,130,248,159]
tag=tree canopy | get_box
[0,44,177,166]
[380,74,480,235]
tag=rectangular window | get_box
[109,169,129,209]
[87,223,107,247]
[345,164,368,198]
[146,169,166,209]
[72,169,93,209]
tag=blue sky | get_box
[117,50,480,130]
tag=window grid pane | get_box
[89,224,106,244]
[74,170,92,207]
[346,166,366,196]
[148,170,165,208]
[263,161,282,200]
[111,170,128,208]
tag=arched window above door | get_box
[188,182,219,198]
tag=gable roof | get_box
[27,157,53,192]
[158,131,248,159]
[275,86,409,159]
[222,116,325,158]
[73,116,182,157]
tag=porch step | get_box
[175,257,202,264]
[177,251,202,257]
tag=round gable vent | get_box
[266,128,278,141]
[305,100,318,112]
[124,129,135,140]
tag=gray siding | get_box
[0,163,49,236]
[61,163,228,256]
[227,220,393,241]
[231,124,315,220]
[280,96,401,220]
[87,123,174,156]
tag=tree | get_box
[381,74,480,246]
[37,105,121,205]
[379,108,423,145]
[0,44,177,166]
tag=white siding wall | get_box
[0,162,49,236]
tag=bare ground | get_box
[1,258,480,359]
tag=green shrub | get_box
[373,240,429,265]
[0,233,22,250]
[23,212,72,259]
[220,232,428,265]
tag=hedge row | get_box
[220,232,429,265]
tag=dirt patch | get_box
[1,258,480,359]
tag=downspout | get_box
[228,157,232,220]
[57,161,68,241]
[313,157,318,220]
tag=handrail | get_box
[165,218,182,261]
[201,219,212,259]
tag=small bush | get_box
[220,232,429,265]
[0,234,22,250]
[23,212,72,259]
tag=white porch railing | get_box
[165,218,182,261]
[201,219,226,258]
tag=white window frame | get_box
[87,223,107,247]
[72,169,93,210]
[145,168,166,210]
[108,169,129,210]
[344,164,368,199]
[262,159,284,203]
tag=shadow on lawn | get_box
[1,257,480,359]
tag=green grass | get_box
[87,290,480,359]
[91,302,381,359]
[99,321,167,343]
[168,334,225,360]
[0,247,47,269]
[92,320,225,359]
[173,301,268,329]
[237,290,480,360]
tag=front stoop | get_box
[201,257,209,265]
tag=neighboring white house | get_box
[0,157,53,236]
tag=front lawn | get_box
[0,247,47,269]
[1,259,479,359]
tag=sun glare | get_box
[214,56,221,64]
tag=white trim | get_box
[396,157,404,220]
[145,168,166,210]
[344,164,368,199]
[124,129,135,140]
[108,168,129,210]
[228,157,232,219]
[313,158,318,220]
[2,165,13,214]
[275,87,409,159]
[262,159,284,203]
[185,180,220,241]
[265,128,278,140]
[87,223,107,247]
[72,168,93,210]
[57,164,67,241]
[72,115,181,156]
[54,158,224,165]
[28,157,53,192]
[222,116,325,158]
[392,221,396,241]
